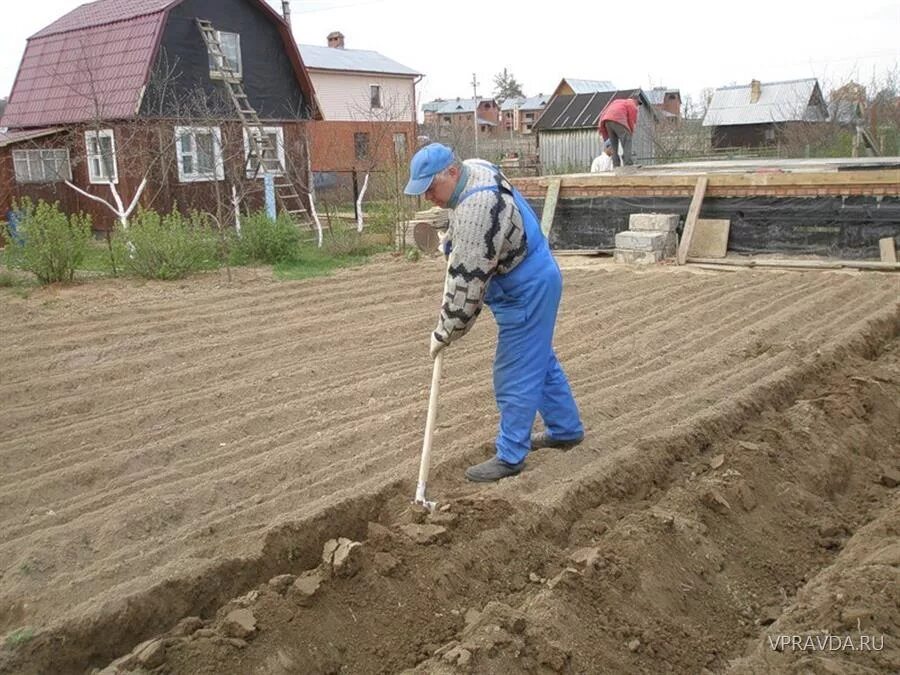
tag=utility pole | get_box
[471,72,479,157]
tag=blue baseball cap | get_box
[404,143,455,195]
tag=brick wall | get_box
[307,120,416,172]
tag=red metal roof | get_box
[2,13,164,128]
[2,0,170,130]
[2,0,321,129]
[31,0,176,38]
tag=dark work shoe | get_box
[465,457,524,482]
[531,431,584,451]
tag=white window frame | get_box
[242,126,285,178]
[174,126,224,183]
[12,148,72,184]
[85,129,118,184]
[370,84,382,109]
[209,31,242,79]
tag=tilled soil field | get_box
[0,257,897,674]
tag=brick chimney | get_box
[750,79,761,104]
[327,31,345,49]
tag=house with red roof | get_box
[0,0,324,229]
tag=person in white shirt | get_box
[590,139,615,173]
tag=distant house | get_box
[646,87,682,121]
[422,98,501,137]
[828,82,867,126]
[0,0,320,229]
[299,31,421,172]
[702,78,828,148]
[551,78,616,97]
[500,95,550,134]
[533,89,657,172]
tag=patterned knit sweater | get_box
[433,160,528,346]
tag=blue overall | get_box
[456,174,584,465]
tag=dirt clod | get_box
[220,608,256,639]
[290,571,324,604]
[399,523,449,545]
[700,489,732,513]
[133,638,166,668]
[331,539,363,577]
[267,574,296,595]
[169,616,204,637]
[878,467,900,488]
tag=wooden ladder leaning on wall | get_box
[195,18,315,230]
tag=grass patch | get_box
[77,240,118,275]
[4,627,35,650]
[0,269,39,298]
[273,235,386,280]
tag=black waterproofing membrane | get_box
[142,0,310,120]
[533,196,900,260]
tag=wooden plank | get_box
[526,169,900,190]
[687,257,900,271]
[676,176,708,265]
[879,237,898,263]
[551,249,611,256]
[687,218,730,258]
[690,263,741,273]
[540,178,561,237]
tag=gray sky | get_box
[1,0,897,112]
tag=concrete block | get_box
[687,219,730,258]
[614,249,663,265]
[629,213,679,232]
[615,231,665,252]
[662,231,678,258]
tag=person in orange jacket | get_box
[598,93,642,167]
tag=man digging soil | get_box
[405,143,584,482]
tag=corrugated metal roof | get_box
[703,78,827,127]
[534,90,652,131]
[2,0,320,129]
[500,95,549,112]
[422,98,495,114]
[646,87,679,106]
[32,0,175,38]
[3,13,164,128]
[534,92,614,130]
[298,44,420,76]
[564,78,616,94]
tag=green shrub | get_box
[231,210,301,264]
[4,198,92,284]
[116,208,218,280]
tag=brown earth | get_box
[0,257,897,674]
